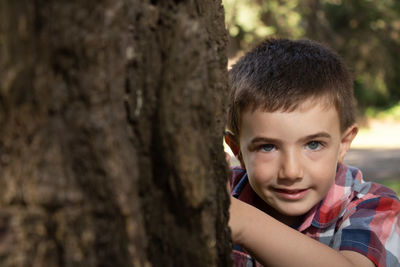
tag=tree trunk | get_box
[0,1,231,266]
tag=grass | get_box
[365,101,400,121]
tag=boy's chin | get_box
[263,202,313,225]
[280,209,309,217]
[274,203,315,217]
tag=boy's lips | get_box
[272,187,310,201]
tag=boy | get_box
[225,38,400,267]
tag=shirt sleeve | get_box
[336,196,400,267]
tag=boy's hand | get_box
[225,152,231,166]
[225,151,243,244]
[225,151,231,192]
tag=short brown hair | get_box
[227,38,355,141]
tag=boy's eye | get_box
[306,141,323,151]
[260,144,276,152]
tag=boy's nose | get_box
[278,151,303,181]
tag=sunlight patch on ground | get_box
[351,120,400,149]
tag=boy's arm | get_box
[230,197,375,267]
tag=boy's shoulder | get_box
[318,164,400,267]
[335,163,399,205]
[336,163,400,228]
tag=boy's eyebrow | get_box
[249,132,332,145]
[249,137,282,145]
[300,132,332,142]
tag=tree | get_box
[0,1,231,266]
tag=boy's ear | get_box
[338,124,358,163]
[224,132,240,156]
[224,131,246,168]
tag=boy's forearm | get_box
[230,197,375,267]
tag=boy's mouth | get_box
[272,187,310,200]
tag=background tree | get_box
[223,0,400,110]
[0,0,231,266]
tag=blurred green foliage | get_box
[380,179,400,197]
[223,0,400,110]
[365,101,400,120]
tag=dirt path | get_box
[346,119,400,182]
[344,149,400,182]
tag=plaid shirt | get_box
[230,163,400,267]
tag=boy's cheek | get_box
[247,164,273,184]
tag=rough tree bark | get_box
[0,1,231,266]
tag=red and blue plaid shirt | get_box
[230,163,400,267]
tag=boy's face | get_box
[237,99,357,224]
